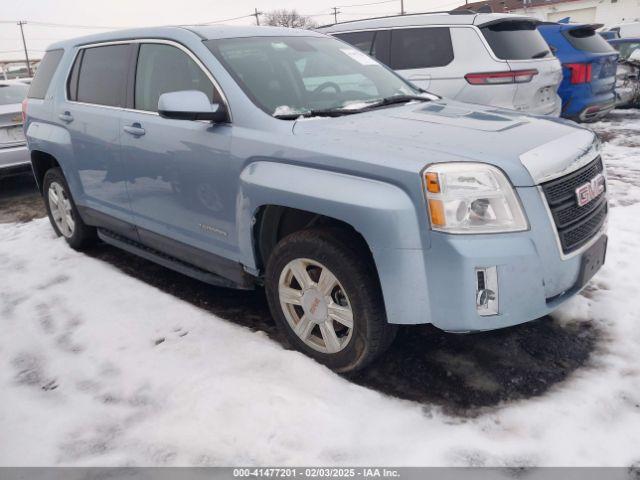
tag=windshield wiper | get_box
[532,50,551,59]
[273,95,431,120]
[364,94,432,110]
[273,107,364,120]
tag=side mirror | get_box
[158,90,228,122]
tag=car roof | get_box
[317,12,538,33]
[47,25,326,51]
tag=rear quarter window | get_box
[564,28,617,54]
[481,21,551,60]
[390,27,454,70]
[27,49,64,99]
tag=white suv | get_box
[318,12,563,116]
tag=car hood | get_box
[292,100,596,187]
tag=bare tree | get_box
[263,9,317,29]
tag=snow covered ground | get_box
[1,111,640,467]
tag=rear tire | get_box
[265,228,396,373]
[43,168,96,250]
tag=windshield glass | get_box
[481,21,552,60]
[205,36,419,117]
[0,83,29,105]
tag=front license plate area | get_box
[576,234,607,289]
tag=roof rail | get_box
[315,10,476,29]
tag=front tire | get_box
[43,168,96,250]
[265,228,396,373]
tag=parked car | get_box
[318,12,563,116]
[0,80,31,177]
[24,26,608,372]
[538,22,619,122]
[602,22,640,39]
[599,31,620,41]
[609,39,640,107]
[609,37,640,60]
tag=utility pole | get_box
[400,0,405,15]
[17,21,32,77]
[253,8,262,25]
[332,7,340,23]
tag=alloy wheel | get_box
[278,258,354,354]
[48,181,75,238]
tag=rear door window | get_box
[389,27,454,70]
[73,44,131,107]
[481,21,552,60]
[27,49,63,99]
[563,28,617,54]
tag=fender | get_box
[237,161,432,325]
[25,121,77,190]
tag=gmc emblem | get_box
[575,173,605,207]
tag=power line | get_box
[25,21,120,29]
[336,0,397,7]
[198,14,255,25]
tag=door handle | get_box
[58,112,74,123]
[123,123,146,137]
[408,75,431,81]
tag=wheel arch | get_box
[30,150,61,193]
[238,161,431,325]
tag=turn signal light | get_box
[465,69,538,85]
[425,172,440,193]
[565,63,592,84]
[428,199,445,227]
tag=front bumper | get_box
[0,144,30,175]
[419,186,606,332]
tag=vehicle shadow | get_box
[86,243,599,415]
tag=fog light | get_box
[476,266,498,316]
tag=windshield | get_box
[481,21,552,60]
[0,83,29,105]
[205,36,419,118]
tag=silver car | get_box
[0,80,30,176]
[318,12,563,116]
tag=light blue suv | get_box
[24,25,608,372]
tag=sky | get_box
[0,0,463,62]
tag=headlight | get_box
[423,163,528,234]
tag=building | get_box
[454,0,639,26]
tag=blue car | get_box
[538,22,619,122]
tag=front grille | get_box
[541,157,607,254]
